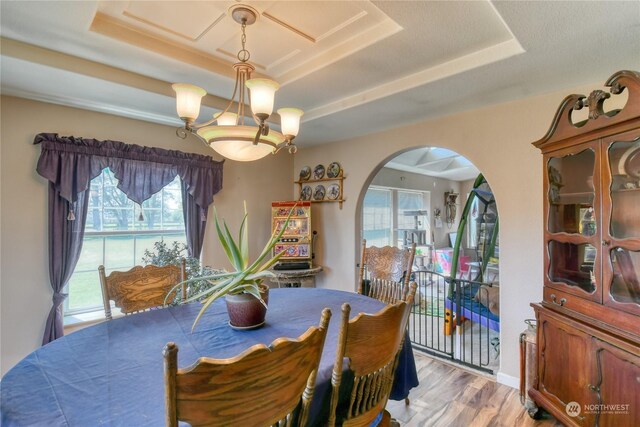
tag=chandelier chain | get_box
[237,20,250,63]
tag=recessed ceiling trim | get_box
[414,154,459,168]
[262,12,316,43]
[267,49,302,70]
[89,12,270,81]
[302,37,525,123]
[385,162,479,182]
[275,18,403,84]
[121,10,227,42]
[0,37,279,125]
[315,10,368,42]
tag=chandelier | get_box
[172,5,303,162]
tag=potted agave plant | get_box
[170,202,293,331]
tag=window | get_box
[396,190,428,248]
[362,186,430,249]
[362,188,392,247]
[65,168,186,315]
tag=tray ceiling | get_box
[94,0,404,83]
[1,1,639,147]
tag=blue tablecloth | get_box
[1,288,418,426]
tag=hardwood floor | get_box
[387,353,563,427]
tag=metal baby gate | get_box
[408,270,500,374]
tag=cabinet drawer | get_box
[543,288,640,337]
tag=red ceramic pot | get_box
[225,284,269,329]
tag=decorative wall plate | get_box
[300,185,312,201]
[327,183,340,200]
[313,185,326,200]
[313,164,325,180]
[327,162,342,178]
[299,166,311,181]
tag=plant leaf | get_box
[244,204,296,274]
[255,250,286,274]
[192,273,250,331]
[245,269,278,281]
[235,284,268,309]
[222,219,243,270]
[163,271,237,305]
[213,208,235,267]
[240,201,249,268]
[183,277,233,303]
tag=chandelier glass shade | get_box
[172,5,303,162]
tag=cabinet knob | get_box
[587,384,600,393]
[602,240,610,246]
[550,294,566,306]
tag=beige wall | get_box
[0,96,293,375]
[293,80,617,383]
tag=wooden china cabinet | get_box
[530,70,640,427]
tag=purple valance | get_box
[34,133,223,208]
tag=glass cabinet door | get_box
[547,148,597,235]
[603,136,640,315]
[545,143,601,301]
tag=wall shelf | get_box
[296,175,346,209]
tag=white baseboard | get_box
[497,371,519,389]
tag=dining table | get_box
[1,288,418,426]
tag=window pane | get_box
[397,191,429,248]
[75,236,104,271]
[363,188,392,247]
[134,233,187,265]
[397,191,425,229]
[67,270,103,311]
[105,236,135,270]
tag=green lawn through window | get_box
[67,234,186,311]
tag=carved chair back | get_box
[163,308,332,427]
[364,278,414,305]
[329,282,416,427]
[98,260,186,320]
[357,239,416,298]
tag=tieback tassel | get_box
[138,204,145,221]
[67,209,76,221]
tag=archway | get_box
[355,146,501,374]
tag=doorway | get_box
[358,147,500,374]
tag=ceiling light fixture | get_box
[172,5,303,162]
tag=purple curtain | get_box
[42,185,90,345]
[35,133,223,343]
[181,183,207,259]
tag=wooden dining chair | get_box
[357,240,416,296]
[329,283,417,427]
[163,308,332,427]
[98,259,186,320]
